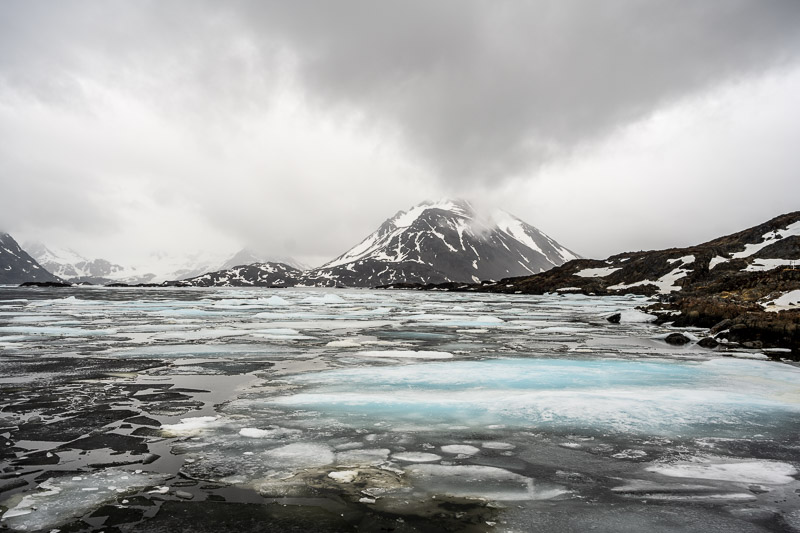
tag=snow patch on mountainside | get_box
[575,266,622,278]
[732,220,800,259]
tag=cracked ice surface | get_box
[2,286,800,531]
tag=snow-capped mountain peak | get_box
[305,198,579,287]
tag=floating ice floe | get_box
[302,293,346,305]
[162,416,220,436]
[440,444,480,455]
[326,339,363,348]
[239,426,302,439]
[611,479,757,502]
[262,443,335,469]
[392,452,442,462]
[482,441,516,450]
[646,459,798,485]
[0,469,168,532]
[0,326,117,336]
[261,295,289,306]
[336,448,391,465]
[405,465,568,501]
[353,350,454,359]
[615,309,657,323]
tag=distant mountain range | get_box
[174,199,578,287]
[17,243,308,286]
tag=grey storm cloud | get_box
[241,0,800,182]
[2,0,800,185]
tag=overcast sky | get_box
[1,0,799,268]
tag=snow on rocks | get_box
[610,309,657,323]
[709,255,729,270]
[575,267,622,278]
[744,258,796,272]
[328,470,359,483]
[763,289,800,312]
[732,220,800,260]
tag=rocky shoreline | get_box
[379,212,800,358]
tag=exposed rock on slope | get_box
[173,262,304,287]
[468,211,799,298]
[0,233,61,284]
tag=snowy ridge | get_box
[479,210,800,298]
[176,262,304,287]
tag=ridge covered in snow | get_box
[462,210,800,298]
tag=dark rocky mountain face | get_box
[0,233,61,284]
[303,199,578,287]
[173,262,304,287]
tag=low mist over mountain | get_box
[24,243,230,285]
[218,249,309,272]
[24,242,128,284]
[0,234,60,284]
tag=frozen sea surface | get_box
[1,286,799,532]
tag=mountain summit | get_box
[303,199,578,287]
